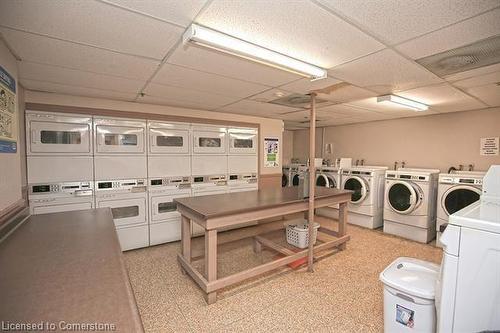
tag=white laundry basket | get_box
[285,219,320,249]
[379,257,439,333]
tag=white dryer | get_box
[95,178,149,251]
[435,171,485,246]
[340,166,388,229]
[28,181,94,215]
[26,111,94,183]
[148,176,191,246]
[228,173,258,193]
[147,121,191,178]
[93,117,147,180]
[383,168,440,243]
[436,165,500,333]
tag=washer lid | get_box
[379,257,440,299]
[450,200,500,234]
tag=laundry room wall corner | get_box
[0,39,25,222]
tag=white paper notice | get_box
[480,137,499,156]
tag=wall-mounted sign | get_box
[480,137,499,156]
[264,137,279,167]
[0,65,17,153]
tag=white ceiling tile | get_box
[397,84,487,112]
[197,0,384,69]
[329,49,443,93]
[20,79,137,101]
[316,0,500,44]
[279,77,343,94]
[443,63,500,82]
[143,83,238,110]
[0,0,183,59]
[316,85,376,103]
[0,28,160,80]
[152,63,269,98]
[102,0,207,27]
[278,110,315,122]
[396,8,500,59]
[167,44,301,86]
[216,99,300,117]
[248,88,293,103]
[19,61,144,93]
[465,84,500,106]
[317,103,380,117]
[452,71,500,88]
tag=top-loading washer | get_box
[340,166,388,229]
[93,117,147,180]
[383,168,440,243]
[435,170,485,246]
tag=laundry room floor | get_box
[124,221,442,333]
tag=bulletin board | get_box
[0,65,17,153]
[264,137,279,167]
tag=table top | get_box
[175,186,351,219]
[0,208,144,332]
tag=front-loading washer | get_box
[435,171,485,246]
[383,168,440,243]
[148,176,191,246]
[340,166,388,229]
[282,165,291,187]
[315,166,341,218]
[95,178,149,251]
[290,164,307,187]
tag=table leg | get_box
[205,229,217,304]
[253,237,262,253]
[338,202,347,250]
[181,215,191,263]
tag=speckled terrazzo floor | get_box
[124,221,442,333]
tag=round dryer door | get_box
[292,174,300,186]
[343,176,367,203]
[316,174,336,188]
[282,174,288,187]
[387,181,420,214]
[442,186,481,216]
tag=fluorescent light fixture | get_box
[377,94,429,111]
[183,24,327,80]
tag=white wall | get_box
[0,39,22,213]
[292,108,500,172]
[25,91,285,175]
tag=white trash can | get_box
[379,257,439,333]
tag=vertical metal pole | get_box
[307,92,316,272]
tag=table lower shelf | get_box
[177,225,350,303]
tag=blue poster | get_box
[0,65,17,153]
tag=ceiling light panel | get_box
[0,0,183,59]
[183,24,327,79]
[196,0,383,68]
[316,0,500,44]
[377,95,429,111]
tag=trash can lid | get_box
[379,257,440,299]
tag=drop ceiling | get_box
[0,0,499,130]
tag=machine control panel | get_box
[30,182,93,195]
[149,176,191,187]
[96,179,146,191]
[192,175,227,185]
[440,177,483,185]
[386,174,429,181]
[229,173,258,183]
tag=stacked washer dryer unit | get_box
[384,168,440,243]
[147,121,192,246]
[191,125,229,236]
[435,171,485,246]
[227,127,258,193]
[26,111,94,214]
[93,117,148,251]
[340,166,388,229]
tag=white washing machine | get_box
[290,164,307,187]
[383,168,440,243]
[436,165,500,333]
[28,181,94,215]
[435,171,485,246]
[315,166,341,218]
[282,165,291,187]
[148,176,191,246]
[191,174,228,236]
[340,166,388,229]
[95,178,149,251]
[26,111,94,184]
[93,117,147,180]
